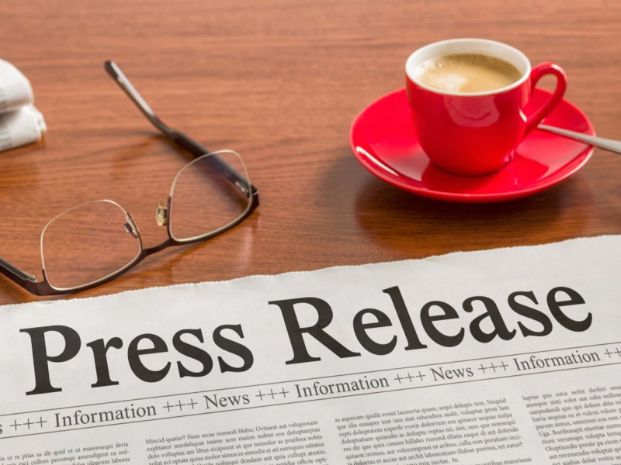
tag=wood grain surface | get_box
[0,0,620,305]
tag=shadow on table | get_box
[320,149,595,251]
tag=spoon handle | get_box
[538,124,621,154]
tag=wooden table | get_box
[0,0,620,305]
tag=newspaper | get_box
[0,59,33,116]
[0,235,620,465]
[0,59,46,152]
[0,105,47,152]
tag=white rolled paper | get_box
[0,59,34,115]
[0,105,47,151]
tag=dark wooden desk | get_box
[0,0,620,305]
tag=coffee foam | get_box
[414,53,522,94]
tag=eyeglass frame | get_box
[0,61,259,296]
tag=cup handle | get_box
[524,62,567,134]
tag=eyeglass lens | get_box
[169,150,252,242]
[40,200,141,290]
[39,151,252,291]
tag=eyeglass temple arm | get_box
[0,257,40,293]
[103,61,258,199]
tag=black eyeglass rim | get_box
[0,61,259,296]
[40,150,256,293]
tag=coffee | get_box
[414,53,522,94]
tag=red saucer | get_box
[350,89,594,203]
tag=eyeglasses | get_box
[0,61,259,296]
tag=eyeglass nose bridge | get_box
[156,202,169,226]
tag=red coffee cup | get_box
[405,38,567,176]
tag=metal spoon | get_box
[538,124,621,154]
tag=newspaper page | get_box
[1,235,620,465]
